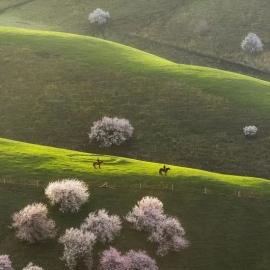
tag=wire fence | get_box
[1,174,269,202]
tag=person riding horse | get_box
[159,165,170,176]
[93,158,103,169]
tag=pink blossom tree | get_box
[88,116,134,147]
[22,262,44,270]
[12,203,56,244]
[58,228,96,270]
[99,247,131,270]
[126,250,158,270]
[45,179,89,213]
[148,216,189,256]
[0,255,13,270]
[125,196,166,231]
[241,33,263,54]
[80,209,122,243]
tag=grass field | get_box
[0,138,270,270]
[0,0,269,75]
[1,26,270,179]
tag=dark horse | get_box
[93,160,103,169]
[159,167,170,176]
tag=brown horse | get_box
[159,167,170,176]
[93,160,103,169]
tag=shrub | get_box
[88,8,110,25]
[241,33,263,54]
[80,209,122,243]
[12,203,56,244]
[88,116,134,147]
[125,196,165,231]
[99,247,131,270]
[243,125,258,136]
[148,216,189,256]
[59,228,96,270]
[45,179,89,213]
[22,262,44,270]
[0,255,13,270]
[126,250,158,270]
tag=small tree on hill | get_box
[0,255,13,270]
[22,262,44,270]
[89,8,110,25]
[243,125,258,137]
[59,228,96,270]
[88,116,134,147]
[241,33,263,54]
[80,209,122,243]
[12,203,56,244]
[45,179,89,213]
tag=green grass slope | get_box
[0,0,269,74]
[0,138,270,270]
[1,26,270,178]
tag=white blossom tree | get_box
[80,209,122,243]
[241,33,263,54]
[125,196,166,231]
[12,203,56,244]
[88,8,110,25]
[99,247,131,270]
[243,125,258,137]
[148,216,189,256]
[126,250,158,270]
[0,255,13,270]
[88,116,134,147]
[22,262,44,270]
[59,228,96,270]
[45,179,89,213]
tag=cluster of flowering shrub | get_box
[9,188,188,269]
[125,196,189,256]
[88,116,134,147]
[88,8,110,25]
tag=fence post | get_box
[140,183,141,189]
[4,178,5,184]
[172,184,173,191]
[204,187,207,194]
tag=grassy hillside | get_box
[0,138,270,270]
[0,0,269,77]
[1,26,270,178]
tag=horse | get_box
[93,160,103,169]
[159,167,170,176]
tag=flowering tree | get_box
[12,203,56,244]
[22,262,44,270]
[59,228,96,270]
[125,196,166,231]
[148,216,189,256]
[241,33,263,54]
[0,255,13,270]
[88,8,110,25]
[243,125,258,137]
[45,179,89,213]
[126,250,158,270]
[80,209,122,243]
[99,247,131,270]
[88,116,134,147]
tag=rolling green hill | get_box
[0,0,269,78]
[1,26,270,178]
[0,138,270,270]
